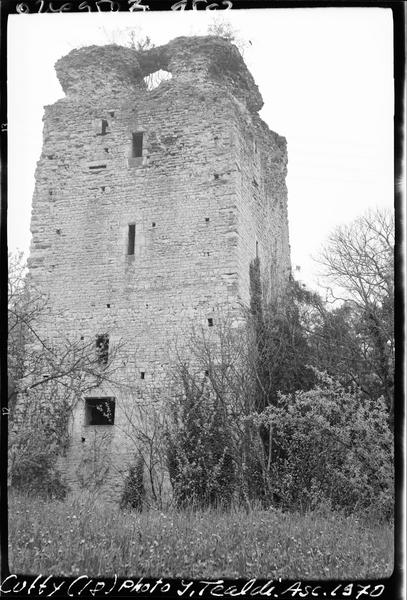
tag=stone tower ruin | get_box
[28,36,291,501]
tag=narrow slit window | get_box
[132,132,143,158]
[101,119,108,135]
[128,224,136,255]
[85,397,115,426]
[96,333,109,364]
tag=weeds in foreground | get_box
[8,492,393,579]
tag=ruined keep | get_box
[28,36,291,501]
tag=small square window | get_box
[85,397,115,426]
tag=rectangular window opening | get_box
[140,371,145,380]
[208,318,214,327]
[96,333,109,364]
[128,224,136,255]
[85,397,115,426]
[101,119,108,135]
[132,132,143,158]
[89,165,107,170]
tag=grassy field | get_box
[8,492,393,579]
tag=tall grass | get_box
[8,492,393,579]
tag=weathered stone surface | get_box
[28,36,291,502]
[55,44,144,97]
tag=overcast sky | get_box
[7,8,394,291]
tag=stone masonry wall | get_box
[27,36,291,503]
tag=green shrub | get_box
[255,372,393,518]
[120,455,145,511]
[9,428,68,500]
[9,390,70,500]
[166,373,237,509]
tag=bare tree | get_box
[319,208,394,309]
[164,309,283,509]
[8,253,123,495]
[317,208,394,414]
[116,385,170,510]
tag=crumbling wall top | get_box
[55,36,263,112]
[138,36,263,112]
[55,45,144,97]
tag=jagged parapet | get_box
[137,36,263,112]
[55,45,144,99]
[55,36,263,112]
